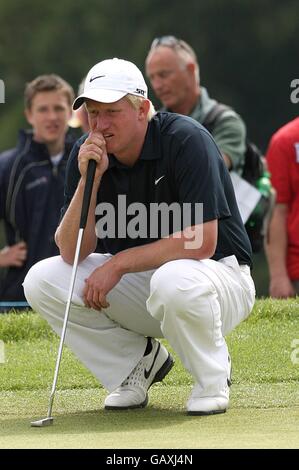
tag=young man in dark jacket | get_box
[0,74,76,304]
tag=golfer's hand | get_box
[0,242,27,267]
[78,121,109,181]
[83,261,122,311]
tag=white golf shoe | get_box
[104,338,174,410]
[187,356,232,415]
[186,385,229,415]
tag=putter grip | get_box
[80,159,97,229]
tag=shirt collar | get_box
[161,87,217,124]
[189,87,217,123]
[139,116,162,161]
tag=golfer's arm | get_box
[265,203,289,280]
[111,220,217,275]
[55,178,99,264]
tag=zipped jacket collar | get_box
[15,129,75,162]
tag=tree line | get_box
[0,0,298,152]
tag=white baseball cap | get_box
[73,58,148,110]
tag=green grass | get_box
[0,298,299,448]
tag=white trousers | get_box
[23,254,255,396]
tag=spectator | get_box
[145,35,246,173]
[0,74,76,303]
[145,35,273,297]
[24,58,255,415]
[265,117,299,298]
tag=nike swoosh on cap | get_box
[154,175,165,185]
[89,75,106,82]
[144,343,161,379]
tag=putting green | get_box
[1,384,299,449]
[1,304,299,449]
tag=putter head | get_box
[30,417,54,427]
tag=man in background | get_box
[145,35,246,173]
[0,74,75,304]
[265,117,299,298]
[145,36,274,298]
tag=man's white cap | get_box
[73,58,148,110]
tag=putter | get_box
[31,159,97,427]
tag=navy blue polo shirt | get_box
[63,112,252,266]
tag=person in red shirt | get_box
[265,117,299,298]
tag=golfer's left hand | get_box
[83,261,122,311]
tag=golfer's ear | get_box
[139,99,150,120]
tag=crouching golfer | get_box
[24,58,255,415]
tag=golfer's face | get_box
[25,91,71,146]
[86,98,146,159]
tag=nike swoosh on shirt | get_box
[144,343,161,379]
[89,75,106,82]
[154,175,165,185]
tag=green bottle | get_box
[256,171,271,197]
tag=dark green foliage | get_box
[0,0,298,152]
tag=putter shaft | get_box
[30,159,96,427]
[30,229,84,427]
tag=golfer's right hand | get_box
[78,121,109,181]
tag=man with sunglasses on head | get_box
[145,36,246,173]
